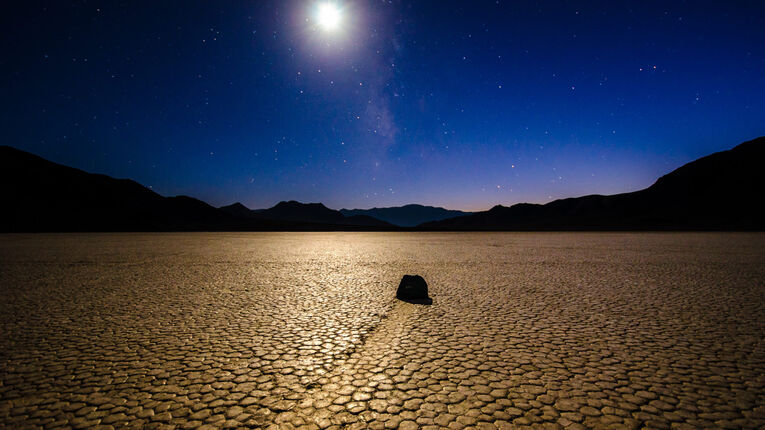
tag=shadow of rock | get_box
[398,297,433,305]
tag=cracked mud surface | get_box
[1,232,764,429]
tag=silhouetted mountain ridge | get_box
[420,137,765,230]
[340,204,473,227]
[0,146,392,231]
[219,202,254,218]
[0,145,253,231]
[225,200,392,227]
[3,137,763,231]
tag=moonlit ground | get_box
[1,233,764,429]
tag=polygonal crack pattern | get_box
[1,232,764,429]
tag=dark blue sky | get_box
[3,1,764,210]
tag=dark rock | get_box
[397,275,429,300]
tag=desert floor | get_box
[1,232,763,429]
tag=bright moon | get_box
[317,3,341,31]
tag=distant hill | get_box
[0,145,262,231]
[340,204,473,227]
[0,146,391,231]
[3,137,763,231]
[218,202,257,219]
[223,200,393,228]
[420,137,765,230]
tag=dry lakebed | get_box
[1,232,764,429]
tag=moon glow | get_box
[317,3,341,31]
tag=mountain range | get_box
[340,205,473,227]
[0,146,390,231]
[421,136,765,230]
[221,200,392,228]
[2,137,763,231]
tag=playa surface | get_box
[1,232,764,429]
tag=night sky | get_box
[3,1,764,211]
